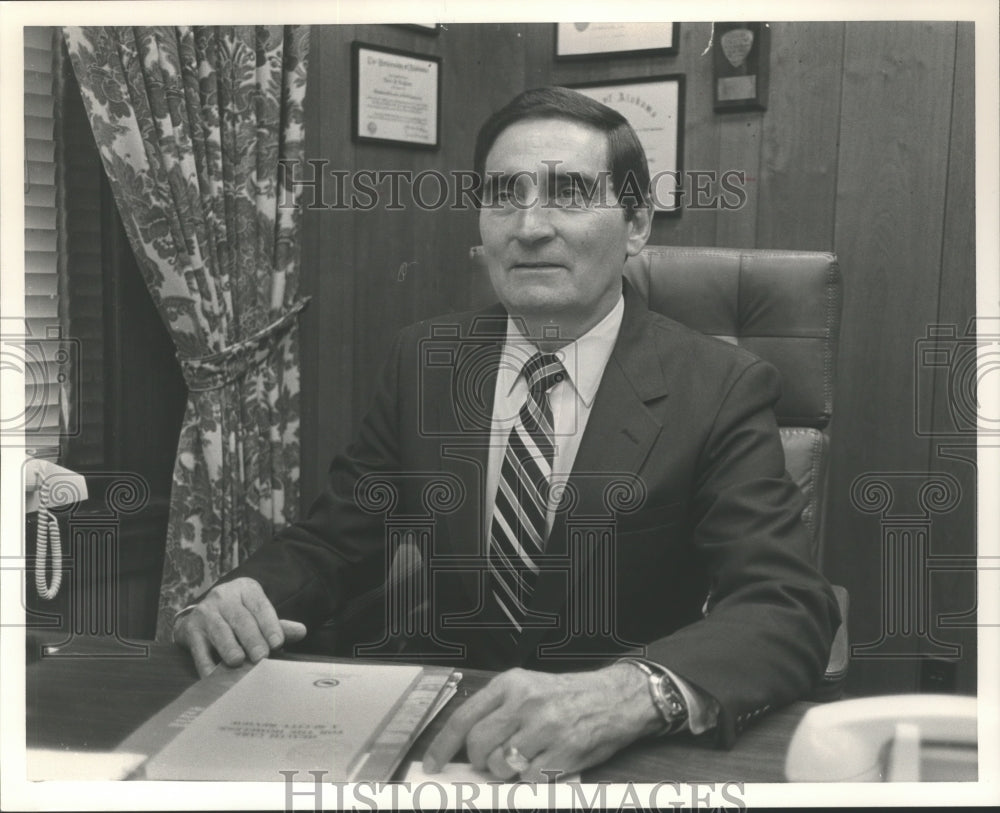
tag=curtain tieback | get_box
[179,297,311,392]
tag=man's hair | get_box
[473,86,651,220]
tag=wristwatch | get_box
[618,657,689,736]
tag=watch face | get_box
[656,674,689,727]
[619,658,689,733]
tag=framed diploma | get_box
[713,22,771,112]
[555,22,679,59]
[569,75,685,215]
[352,42,441,149]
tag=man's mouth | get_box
[512,262,565,270]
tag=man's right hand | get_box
[172,577,307,678]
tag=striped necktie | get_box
[489,351,566,634]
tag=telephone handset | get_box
[25,457,88,600]
[785,693,976,781]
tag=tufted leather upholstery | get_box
[623,247,837,425]
[622,246,840,569]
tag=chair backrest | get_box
[622,246,841,567]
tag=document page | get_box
[142,659,423,781]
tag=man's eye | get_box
[486,186,514,205]
[553,184,584,206]
[492,185,528,205]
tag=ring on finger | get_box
[503,744,531,773]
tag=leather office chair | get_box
[321,245,848,700]
[621,245,847,700]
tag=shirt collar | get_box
[499,294,625,408]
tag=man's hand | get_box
[172,577,307,678]
[422,664,664,781]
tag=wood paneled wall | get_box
[299,22,977,696]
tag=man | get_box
[175,87,839,780]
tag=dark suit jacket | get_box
[226,281,839,746]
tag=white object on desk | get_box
[142,659,423,781]
[784,693,977,781]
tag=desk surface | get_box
[25,634,810,783]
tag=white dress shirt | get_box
[484,294,718,735]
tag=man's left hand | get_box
[422,663,665,781]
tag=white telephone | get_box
[25,457,88,600]
[785,693,977,781]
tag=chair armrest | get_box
[811,584,849,702]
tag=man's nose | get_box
[513,196,556,242]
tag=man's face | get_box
[479,118,651,338]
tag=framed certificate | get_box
[569,75,685,215]
[555,22,679,59]
[351,42,441,149]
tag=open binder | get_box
[118,656,461,781]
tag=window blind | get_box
[23,26,62,460]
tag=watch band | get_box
[618,657,689,736]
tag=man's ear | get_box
[625,205,652,257]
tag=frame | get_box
[713,22,771,112]
[568,75,685,215]
[351,41,441,149]
[555,22,679,59]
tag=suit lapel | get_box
[518,283,670,660]
[430,307,516,665]
[435,306,507,562]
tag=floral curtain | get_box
[63,26,311,640]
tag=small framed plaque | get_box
[569,75,685,215]
[351,42,441,149]
[555,22,679,59]
[713,22,770,112]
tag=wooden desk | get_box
[26,634,810,782]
